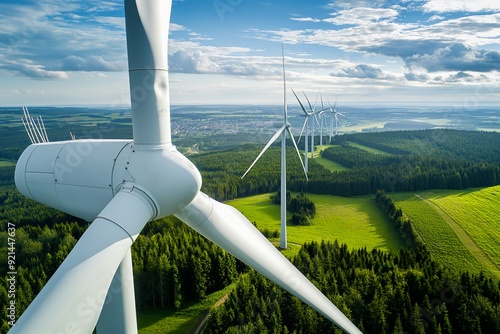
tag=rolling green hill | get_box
[392,185,500,279]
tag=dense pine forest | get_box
[1,129,500,333]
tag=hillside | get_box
[393,186,500,279]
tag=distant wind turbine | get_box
[242,45,308,250]
[293,90,312,172]
[294,91,324,168]
[319,94,327,147]
[329,100,345,142]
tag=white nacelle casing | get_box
[15,140,203,222]
[15,140,131,222]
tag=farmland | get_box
[392,186,500,279]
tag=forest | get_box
[205,241,500,333]
[1,129,500,333]
[192,129,500,200]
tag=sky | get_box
[1,0,500,107]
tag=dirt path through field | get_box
[415,194,499,275]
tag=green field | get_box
[347,141,392,155]
[392,186,500,279]
[0,159,15,167]
[227,193,405,257]
[313,156,349,171]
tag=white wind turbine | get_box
[293,90,312,172]
[319,94,327,147]
[294,91,324,169]
[329,100,345,143]
[242,45,307,250]
[11,1,362,334]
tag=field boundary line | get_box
[414,194,499,276]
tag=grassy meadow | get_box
[346,141,392,155]
[0,159,15,167]
[312,156,349,172]
[227,192,406,258]
[392,186,500,279]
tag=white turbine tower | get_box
[242,45,308,250]
[11,1,362,334]
[329,100,345,142]
[319,94,327,147]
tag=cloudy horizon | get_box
[0,0,499,108]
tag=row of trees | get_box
[374,189,420,249]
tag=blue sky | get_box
[1,0,500,107]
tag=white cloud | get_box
[0,1,126,79]
[332,64,395,79]
[423,0,500,13]
[290,17,321,23]
[169,50,221,74]
[3,62,68,80]
[406,43,500,72]
[405,72,430,82]
[325,7,398,25]
[61,55,127,71]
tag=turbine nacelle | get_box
[15,140,201,222]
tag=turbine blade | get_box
[96,248,138,334]
[175,192,362,334]
[292,89,309,115]
[303,91,314,112]
[125,0,172,147]
[298,118,308,144]
[10,189,154,334]
[242,126,286,179]
[287,127,308,181]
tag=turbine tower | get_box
[242,45,307,250]
[11,1,362,334]
[319,94,326,147]
[329,100,345,142]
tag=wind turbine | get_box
[11,1,362,334]
[329,100,345,143]
[242,45,308,251]
[319,94,327,147]
[293,90,313,172]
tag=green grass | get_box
[392,186,500,279]
[138,282,236,334]
[313,145,350,172]
[423,187,500,271]
[347,141,392,155]
[0,159,15,167]
[313,156,349,172]
[227,193,405,258]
